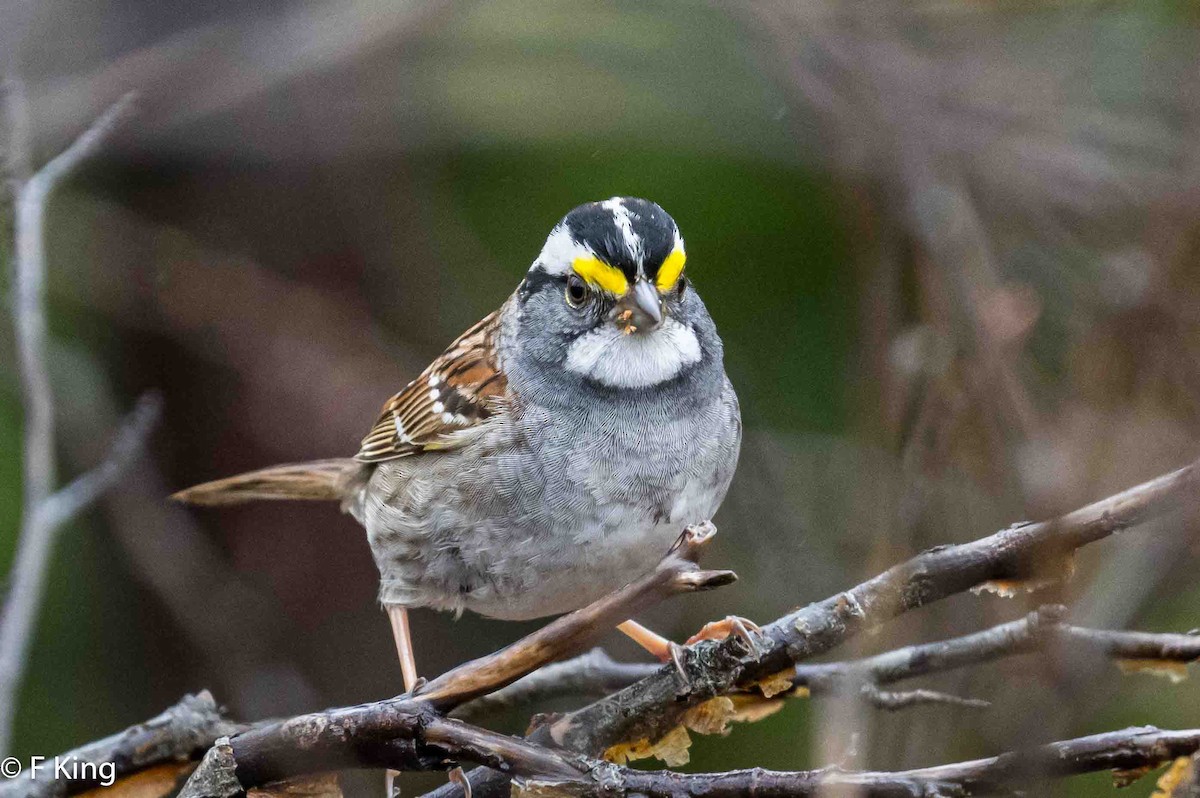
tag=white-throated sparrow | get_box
[175,197,742,687]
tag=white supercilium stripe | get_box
[535,224,593,276]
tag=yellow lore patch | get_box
[572,256,629,295]
[656,245,686,291]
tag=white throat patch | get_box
[565,318,702,388]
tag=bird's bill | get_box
[613,280,664,334]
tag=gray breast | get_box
[353,379,741,620]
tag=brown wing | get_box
[356,310,508,463]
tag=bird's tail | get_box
[171,458,363,506]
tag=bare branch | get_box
[0,92,148,757]
[900,726,1200,794]
[458,605,1199,725]
[858,686,990,711]
[792,605,1200,701]
[0,691,240,798]
[514,726,1200,798]
[452,605,1200,722]
[177,702,588,798]
[123,695,1200,798]
[0,394,160,757]
[5,451,1189,796]
[16,496,1198,797]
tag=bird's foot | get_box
[686,615,765,659]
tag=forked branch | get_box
[790,604,1200,707]
[0,91,157,757]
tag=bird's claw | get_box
[687,615,765,659]
[449,766,471,798]
[667,641,690,693]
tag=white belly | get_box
[353,381,741,621]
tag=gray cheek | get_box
[516,292,595,363]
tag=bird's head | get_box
[514,197,714,391]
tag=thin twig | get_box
[451,649,658,721]
[0,92,146,757]
[38,393,163,527]
[791,605,1200,704]
[0,393,160,757]
[858,685,990,711]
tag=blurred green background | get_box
[2,1,1199,795]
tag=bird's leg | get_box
[617,620,687,680]
[386,606,419,798]
[617,619,673,661]
[388,605,420,693]
[385,607,467,798]
[619,615,765,669]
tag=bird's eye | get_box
[675,277,688,298]
[565,274,588,307]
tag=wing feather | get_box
[355,309,508,463]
